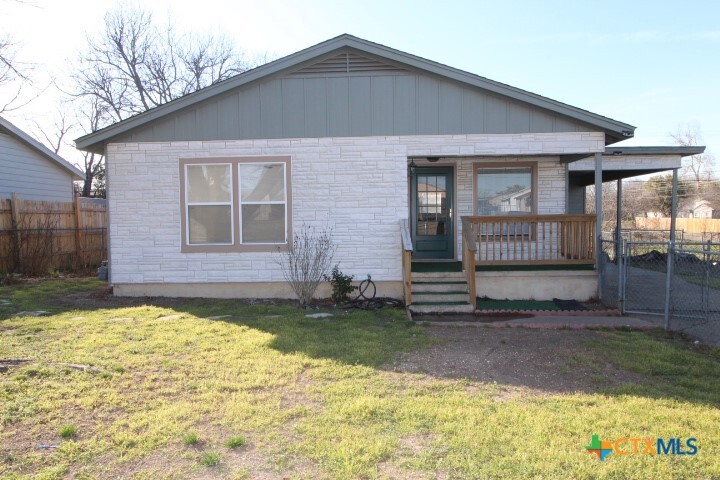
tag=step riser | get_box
[409,304,475,314]
[412,272,467,281]
[412,283,469,293]
[412,293,469,303]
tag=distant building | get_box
[0,115,83,201]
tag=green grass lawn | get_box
[1,279,720,479]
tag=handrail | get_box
[400,219,413,252]
[400,219,413,306]
[461,218,477,310]
[462,214,596,266]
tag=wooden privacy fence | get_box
[0,194,108,274]
[635,217,720,235]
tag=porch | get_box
[401,214,598,312]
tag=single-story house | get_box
[680,198,717,219]
[1,115,84,202]
[75,34,704,313]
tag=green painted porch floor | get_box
[411,261,463,273]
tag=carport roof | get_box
[567,145,706,186]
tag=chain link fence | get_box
[599,236,720,345]
[669,246,720,343]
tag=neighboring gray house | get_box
[75,34,704,312]
[1,116,83,202]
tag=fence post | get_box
[74,196,82,267]
[9,192,22,272]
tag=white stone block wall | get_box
[107,132,603,287]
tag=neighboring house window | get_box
[474,164,536,215]
[180,157,291,252]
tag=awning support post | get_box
[595,152,603,300]
[663,168,678,330]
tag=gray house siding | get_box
[0,132,75,201]
[113,61,601,145]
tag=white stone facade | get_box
[107,132,604,295]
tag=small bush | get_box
[225,435,246,449]
[59,425,77,439]
[276,224,336,306]
[200,451,220,467]
[183,432,199,445]
[325,265,354,304]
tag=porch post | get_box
[594,153,603,297]
[663,168,679,330]
[615,179,622,249]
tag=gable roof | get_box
[1,116,84,180]
[75,34,636,153]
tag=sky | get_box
[2,0,719,171]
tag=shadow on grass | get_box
[2,278,720,406]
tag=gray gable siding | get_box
[113,67,600,145]
[0,133,75,201]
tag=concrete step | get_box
[409,302,475,314]
[412,282,469,293]
[412,292,469,303]
[412,271,467,281]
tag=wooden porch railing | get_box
[461,218,478,309]
[461,214,596,266]
[400,219,413,306]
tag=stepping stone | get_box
[207,315,231,320]
[70,316,85,321]
[15,311,49,317]
[305,313,333,319]
[156,314,184,321]
[0,300,12,306]
[107,317,134,322]
[264,315,282,319]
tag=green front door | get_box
[411,167,454,259]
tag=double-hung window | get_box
[185,163,234,245]
[180,156,291,252]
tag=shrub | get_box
[276,224,336,306]
[325,265,354,304]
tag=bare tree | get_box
[72,5,251,126]
[66,5,253,197]
[670,123,716,190]
[0,35,36,113]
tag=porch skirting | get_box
[113,281,404,300]
[475,270,597,301]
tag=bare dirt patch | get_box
[392,326,644,395]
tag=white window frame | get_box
[238,162,288,245]
[184,163,234,246]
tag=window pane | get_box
[242,204,285,243]
[239,164,285,202]
[188,205,232,244]
[477,167,532,215]
[187,165,231,203]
